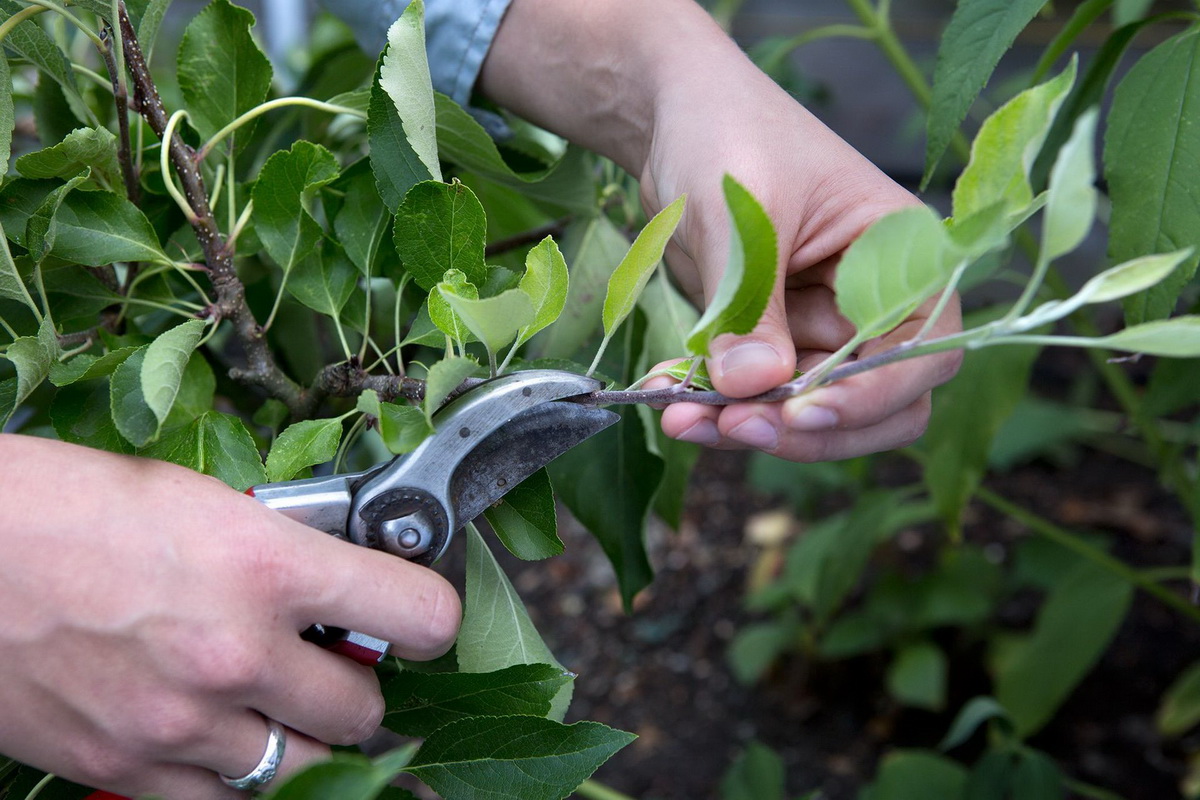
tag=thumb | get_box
[705,290,796,398]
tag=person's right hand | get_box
[0,434,461,799]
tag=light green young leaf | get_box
[953,59,1077,221]
[357,390,431,454]
[253,141,341,277]
[368,59,432,213]
[1080,250,1193,306]
[938,696,1013,751]
[141,411,267,491]
[138,0,174,60]
[50,347,139,387]
[1106,27,1200,324]
[1042,108,1099,261]
[2,316,59,416]
[996,559,1132,737]
[422,356,478,425]
[16,127,121,189]
[1115,0,1155,26]
[686,178,777,356]
[141,319,207,431]
[267,752,420,800]
[0,0,92,124]
[382,664,572,738]
[483,469,563,561]
[0,58,13,173]
[427,270,478,344]
[266,418,344,483]
[394,181,488,291]
[177,0,273,145]
[1080,316,1200,357]
[165,353,216,427]
[834,205,959,340]
[514,236,569,348]
[403,716,635,800]
[50,190,170,266]
[1158,661,1200,737]
[26,170,91,264]
[887,641,947,711]
[0,222,37,314]
[111,347,158,447]
[288,243,357,318]
[460,525,572,718]
[438,286,535,356]
[379,0,441,183]
[602,195,686,337]
[924,0,1049,184]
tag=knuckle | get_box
[68,740,136,787]
[140,700,208,752]
[333,691,386,745]
[189,634,268,693]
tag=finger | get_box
[705,293,798,398]
[110,764,245,800]
[248,639,383,746]
[660,402,739,449]
[193,716,329,790]
[719,395,933,462]
[782,301,962,434]
[285,531,462,662]
[784,285,857,352]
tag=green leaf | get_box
[514,236,570,349]
[253,141,341,277]
[266,418,344,483]
[403,716,634,800]
[1158,661,1200,737]
[0,58,13,173]
[333,163,391,277]
[379,0,441,183]
[686,178,778,356]
[394,181,487,291]
[530,215,629,359]
[50,381,133,453]
[368,56,432,213]
[1042,108,1098,261]
[953,60,1077,221]
[887,641,947,711]
[1114,0,1154,25]
[923,337,1040,533]
[49,347,138,387]
[459,526,572,719]
[422,355,478,425]
[939,696,1013,751]
[728,618,797,685]
[1106,28,1200,324]
[110,346,158,447]
[357,390,431,454]
[1082,316,1200,357]
[138,0,174,59]
[834,205,959,341]
[288,242,357,317]
[438,286,535,356]
[166,352,216,426]
[1012,750,1064,800]
[266,752,418,800]
[602,195,686,337]
[141,319,207,432]
[548,411,662,610]
[428,270,479,344]
[996,559,1133,737]
[0,219,35,313]
[26,170,91,264]
[50,190,170,266]
[483,469,563,561]
[720,741,786,800]
[382,664,572,738]
[924,0,1049,183]
[964,751,1016,800]
[2,316,59,419]
[861,750,968,800]
[141,411,267,490]
[177,0,273,144]
[0,0,92,124]
[16,127,120,189]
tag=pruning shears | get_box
[246,369,618,666]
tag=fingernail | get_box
[676,419,721,445]
[720,341,781,378]
[729,416,779,451]
[785,401,839,431]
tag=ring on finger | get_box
[219,717,286,791]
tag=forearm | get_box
[478,0,769,175]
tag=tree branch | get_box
[117,3,313,417]
[484,217,572,259]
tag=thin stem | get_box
[208,162,226,209]
[574,780,638,800]
[0,237,43,322]
[677,355,702,391]
[70,62,111,90]
[358,280,374,363]
[196,97,366,162]
[226,149,236,234]
[226,199,255,251]
[587,332,614,377]
[24,772,56,800]
[21,0,103,47]
[0,316,19,339]
[915,262,969,341]
[332,315,353,362]
[161,109,198,221]
[976,487,1200,624]
[263,271,291,332]
[0,5,46,44]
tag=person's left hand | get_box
[636,58,962,462]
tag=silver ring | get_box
[220,718,286,791]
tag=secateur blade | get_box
[346,370,618,566]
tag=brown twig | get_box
[484,217,572,259]
[117,3,313,417]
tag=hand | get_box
[0,435,460,799]
[638,58,963,461]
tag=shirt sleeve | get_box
[318,0,514,112]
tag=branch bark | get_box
[117,3,314,417]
